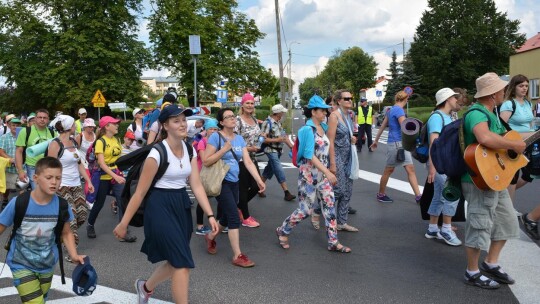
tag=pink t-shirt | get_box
[196,137,208,171]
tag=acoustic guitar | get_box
[464,129,540,191]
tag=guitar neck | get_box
[524,129,540,147]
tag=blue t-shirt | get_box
[427,110,453,136]
[0,194,74,273]
[387,105,406,143]
[207,132,245,182]
[500,99,533,133]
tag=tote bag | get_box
[200,160,230,197]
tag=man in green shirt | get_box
[461,73,525,289]
[15,109,54,189]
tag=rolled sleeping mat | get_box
[442,177,462,202]
[401,118,422,151]
[26,139,53,158]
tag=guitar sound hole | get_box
[508,150,518,159]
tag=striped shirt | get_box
[0,132,17,173]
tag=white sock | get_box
[428,224,439,232]
[484,261,502,271]
[441,223,452,233]
[467,269,480,276]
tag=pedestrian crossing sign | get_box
[91,90,107,105]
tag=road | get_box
[0,109,539,303]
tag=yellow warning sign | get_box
[93,103,105,108]
[91,90,107,104]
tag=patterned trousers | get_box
[57,185,88,245]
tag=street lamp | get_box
[189,35,201,107]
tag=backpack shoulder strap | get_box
[153,141,169,181]
[185,141,193,162]
[55,197,69,284]
[8,191,32,249]
[25,126,32,146]
[48,128,54,138]
[131,121,137,132]
[46,138,63,158]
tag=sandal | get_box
[276,228,289,249]
[328,243,351,253]
[311,214,320,230]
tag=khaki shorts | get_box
[386,141,413,167]
[461,182,519,251]
[5,172,17,191]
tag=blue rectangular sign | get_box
[217,89,228,103]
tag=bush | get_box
[254,110,270,121]
[118,120,131,140]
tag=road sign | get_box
[91,90,107,104]
[93,103,105,108]
[404,86,413,96]
[108,102,127,110]
[217,90,228,103]
[376,90,383,97]
[200,106,210,115]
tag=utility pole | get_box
[274,0,286,105]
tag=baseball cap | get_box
[307,95,331,109]
[78,108,87,115]
[28,112,36,120]
[272,104,288,113]
[132,108,143,117]
[435,88,459,106]
[158,104,193,123]
[99,116,121,128]
[72,256,98,296]
[204,118,219,129]
[10,117,21,124]
[124,131,136,140]
[5,114,16,123]
[163,93,177,103]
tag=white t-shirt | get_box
[58,145,82,187]
[127,122,144,150]
[187,120,203,138]
[147,139,196,189]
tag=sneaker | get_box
[515,208,522,218]
[463,271,500,289]
[195,226,211,235]
[437,230,462,246]
[232,253,255,268]
[111,200,118,215]
[424,230,441,239]
[348,207,357,215]
[284,190,296,201]
[242,216,260,228]
[204,234,217,254]
[222,227,229,233]
[415,195,422,204]
[135,279,153,304]
[87,225,96,238]
[480,262,515,284]
[376,193,393,203]
[521,213,540,240]
[258,192,266,198]
[120,232,137,243]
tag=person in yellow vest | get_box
[357,97,373,152]
[75,108,87,135]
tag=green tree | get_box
[0,0,150,113]
[148,0,267,105]
[298,77,320,106]
[385,53,422,103]
[384,51,402,102]
[409,0,526,96]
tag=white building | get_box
[360,76,388,105]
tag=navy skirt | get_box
[141,187,194,269]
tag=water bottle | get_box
[532,144,540,170]
[257,136,265,148]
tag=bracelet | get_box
[207,215,215,219]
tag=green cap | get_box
[10,118,21,124]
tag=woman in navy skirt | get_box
[114,105,217,304]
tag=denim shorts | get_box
[386,142,413,167]
[262,152,286,183]
[461,182,519,251]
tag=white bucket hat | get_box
[435,88,458,106]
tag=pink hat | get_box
[241,93,255,104]
[99,116,120,128]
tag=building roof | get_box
[140,77,179,83]
[516,32,540,54]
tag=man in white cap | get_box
[260,104,296,201]
[75,108,87,135]
[461,72,525,289]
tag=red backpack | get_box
[292,126,316,167]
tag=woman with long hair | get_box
[202,108,265,267]
[235,93,264,228]
[86,116,136,242]
[276,95,351,253]
[114,105,218,303]
[47,115,94,248]
[370,91,421,203]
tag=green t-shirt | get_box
[461,103,507,183]
[15,126,55,166]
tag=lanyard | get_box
[338,108,353,137]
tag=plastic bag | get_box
[349,145,359,180]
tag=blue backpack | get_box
[141,109,161,140]
[430,108,490,178]
[412,111,444,163]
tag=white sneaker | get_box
[438,230,462,246]
[135,279,153,304]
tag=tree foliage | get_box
[408,0,526,96]
[385,53,422,103]
[147,0,269,105]
[0,0,150,113]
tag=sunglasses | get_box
[342,97,353,101]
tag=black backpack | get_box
[4,191,70,284]
[44,137,79,158]
[117,141,193,227]
[412,111,444,163]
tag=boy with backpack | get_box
[0,157,86,303]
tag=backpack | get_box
[141,109,160,140]
[85,137,107,174]
[292,126,316,167]
[430,108,491,178]
[4,191,70,284]
[22,126,55,164]
[411,112,444,164]
[117,141,193,227]
[44,137,79,158]
[259,118,273,154]
[496,99,532,120]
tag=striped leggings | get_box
[12,269,54,304]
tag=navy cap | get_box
[163,93,177,103]
[72,256,98,296]
[307,95,331,109]
[158,104,193,123]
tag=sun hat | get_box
[28,112,36,120]
[132,108,143,117]
[307,95,332,109]
[474,72,508,98]
[50,115,75,132]
[5,114,16,123]
[204,118,219,129]
[124,131,136,140]
[78,108,87,115]
[272,104,288,113]
[99,116,120,128]
[82,118,96,128]
[158,104,193,123]
[241,93,255,105]
[72,256,98,296]
[435,88,459,106]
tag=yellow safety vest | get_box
[357,106,373,124]
[75,120,82,134]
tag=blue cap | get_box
[158,104,193,123]
[204,118,219,129]
[72,256,98,296]
[307,95,331,109]
[156,98,163,107]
